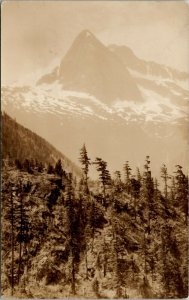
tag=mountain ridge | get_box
[2,112,82,177]
[109,44,189,82]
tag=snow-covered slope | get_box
[2,77,188,123]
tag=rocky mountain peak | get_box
[37,30,142,104]
[77,29,95,40]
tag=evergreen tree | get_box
[161,164,170,200]
[23,159,33,174]
[16,182,30,284]
[15,159,22,170]
[79,144,91,194]
[37,161,44,173]
[113,171,124,194]
[47,163,54,174]
[170,176,176,204]
[124,161,132,193]
[114,171,121,182]
[55,159,64,177]
[130,177,141,220]
[136,167,142,183]
[174,165,188,224]
[10,184,15,296]
[94,157,111,203]
[65,173,80,294]
[141,156,154,279]
[4,182,30,294]
[142,156,154,206]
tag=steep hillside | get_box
[2,112,81,177]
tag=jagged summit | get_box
[59,29,106,62]
[78,29,95,39]
[37,30,142,104]
[70,29,100,46]
[73,29,103,46]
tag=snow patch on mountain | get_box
[2,82,188,124]
[128,68,189,91]
[112,86,188,122]
[2,83,112,120]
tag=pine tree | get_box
[10,184,15,296]
[112,218,126,298]
[124,161,132,193]
[37,161,44,173]
[174,165,188,224]
[170,176,176,204]
[141,156,155,280]
[79,144,91,194]
[136,167,142,183]
[16,182,30,284]
[89,199,101,251]
[130,177,141,220]
[94,157,111,204]
[161,164,170,200]
[114,171,121,183]
[143,157,154,200]
[55,159,64,177]
[23,159,33,174]
[15,159,22,170]
[5,182,29,294]
[113,171,124,194]
[47,163,54,174]
[65,173,78,294]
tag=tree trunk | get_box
[164,177,168,200]
[71,252,76,294]
[134,196,137,220]
[11,188,14,296]
[85,247,88,279]
[103,259,106,277]
[18,194,23,283]
[102,184,106,206]
[144,231,147,277]
[85,174,89,195]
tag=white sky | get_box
[2,0,189,85]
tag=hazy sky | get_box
[2,0,189,85]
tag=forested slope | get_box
[1,116,188,298]
[2,112,81,177]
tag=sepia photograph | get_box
[1,1,189,298]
